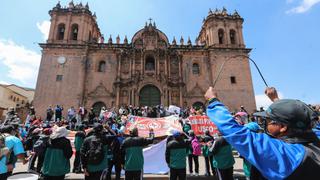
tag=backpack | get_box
[86,138,104,165]
[33,136,49,156]
[192,138,202,156]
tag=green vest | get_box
[42,148,70,176]
[212,145,235,169]
[169,148,187,169]
[87,145,109,172]
[125,146,144,171]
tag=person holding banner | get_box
[205,87,320,179]
[165,130,189,180]
[120,127,154,180]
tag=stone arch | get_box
[218,29,224,44]
[229,29,236,44]
[57,23,65,40]
[139,84,161,107]
[70,24,79,40]
[92,101,106,116]
[145,55,155,71]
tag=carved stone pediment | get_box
[88,83,113,97]
[187,83,205,97]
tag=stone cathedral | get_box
[34,2,256,116]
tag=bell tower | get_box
[197,8,245,48]
[47,1,101,44]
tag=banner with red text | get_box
[125,115,182,137]
[188,115,218,135]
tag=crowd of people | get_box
[0,87,320,180]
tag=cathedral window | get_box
[145,56,155,71]
[71,24,79,40]
[230,76,237,84]
[57,24,65,40]
[98,61,106,72]
[56,75,63,81]
[218,29,224,44]
[192,63,200,75]
[230,29,236,44]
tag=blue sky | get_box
[0,0,319,108]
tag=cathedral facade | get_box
[34,2,256,116]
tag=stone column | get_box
[65,14,72,42]
[48,15,57,42]
[168,89,171,105]
[117,55,121,78]
[164,53,168,76]
[116,86,120,108]
[157,54,160,76]
[179,87,183,107]
[141,52,144,75]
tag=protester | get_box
[165,130,189,180]
[0,125,28,180]
[80,123,116,180]
[205,86,320,179]
[106,129,125,180]
[202,129,215,176]
[73,124,86,173]
[208,132,235,180]
[46,106,54,122]
[54,105,63,122]
[187,130,200,176]
[42,126,73,180]
[120,127,154,180]
[33,127,52,174]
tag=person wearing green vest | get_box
[202,130,215,176]
[73,124,86,173]
[165,130,189,180]
[81,123,116,180]
[42,126,73,180]
[120,127,154,180]
[209,134,235,180]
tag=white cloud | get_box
[0,81,9,85]
[255,92,284,109]
[286,0,320,13]
[36,20,50,42]
[0,39,41,86]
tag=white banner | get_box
[143,139,169,174]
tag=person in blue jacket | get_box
[204,86,320,180]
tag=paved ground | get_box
[12,155,245,179]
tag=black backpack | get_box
[86,137,104,165]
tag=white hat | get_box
[50,126,69,139]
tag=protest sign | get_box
[125,115,182,137]
[188,115,218,135]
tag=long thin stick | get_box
[211,55,268,88]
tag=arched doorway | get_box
[192,101,205,111]
[92,101,106,116]
[139,85,161,107]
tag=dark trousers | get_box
[125,170,141,180]
[43,175,65,180]
[29,153,37,171]
[73,151,81,171]
[85,171,103,180]
[204,155,215,175]
[107,159,122,180]
[188,154,199,173]
[36,154,45,173]
[170,168,186,180]
[0,173,9,180]
[217,167,234,180]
